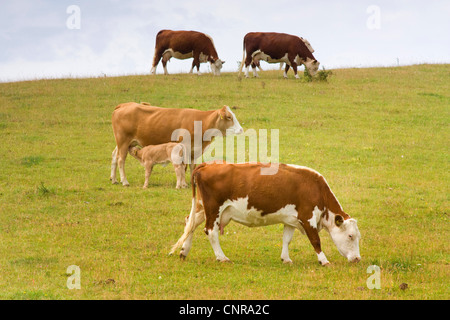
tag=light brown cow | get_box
[150,30,225,76]
[129,143,187,189]
[110,102,243,186]
[170,162,361,266]
[238,32,319,79]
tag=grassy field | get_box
[0,64,448,300]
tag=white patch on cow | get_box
[300,37,314,53]
[163,48,193,60]
[204,33,216,49]
[286,164,322,176]
[252,50,290,65]
[304,57,320,76]
[317,251,330,265]
[217,196,300,229]
[199,52,208,63]
[326,210,361,262]
[225,106,244,135]
[308,206,323,229]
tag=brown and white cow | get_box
[170,163,361,265]
[150,30,225,76]
[110,102,243,186]
[238,32,320,79]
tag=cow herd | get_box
[111,30,361,266]
[150,30,320,78]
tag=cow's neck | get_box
[197,110,223,151]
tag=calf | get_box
[150,29,225,76]
[129,143,187,189]
[170,163,361,266]
[238,32,319,79]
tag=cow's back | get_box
[156,30,214,55]
[244,32,309,60]
[194,163,326,216]
[112,102,215,147]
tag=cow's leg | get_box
[244,52,253,78]
[207,226,230,262]
[289,57,299,79]
[182,164,188,187]
[193,53,201,75]
[150,49,163,74]
[117,145,130,186]
[244,65,250,78]
[283,64,290,79]
[251,62,259,78]
[110,146,119,184]
[204,204,230,262]
[161,59,169,75]
[174,164,187,189]
[175,164,187,188]
[143,162,153,189]
[180,207,205,257]
[281,225,295,264]
[302,222,329,265]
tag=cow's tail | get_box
[238,38,246,77]
[169,172,199,255]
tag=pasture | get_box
[0,64,448,300]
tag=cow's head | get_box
[210,59,225,76]
[328,214,361,263]
[304,57,320,77]
[217,105,243,135]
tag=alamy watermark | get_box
[366,5,381,30]
[66,5,81,30]
[67,265,81,289]
[366,265,381,289]
[171,124,280,175]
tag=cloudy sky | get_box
[0,0,449,81]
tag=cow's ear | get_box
[335,214,344,227]
[219,106,227,119]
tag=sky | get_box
[0,0,449,82]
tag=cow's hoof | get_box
[282,259,293,265]
[320,261,331,266]
[218,258,231,263]
[180,253,187,260]
[123,183,130,187]
[111,181,119,185]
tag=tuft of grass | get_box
[36,182,55,197]
[303,67,333,82]
[21,156,44,167]
[317,68,333,82]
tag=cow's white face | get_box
[210,59,225,76]
[304,57,320,76]
[217,105,243,135]
[329,215,361,263]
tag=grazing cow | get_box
[150,30,225,76]
[238,32,320,79]
[128,142,187,189]
[111,102,243,186]
[170,163,361,266]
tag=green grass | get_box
[0,64,449,300]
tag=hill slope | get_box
[0,64,448,299]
